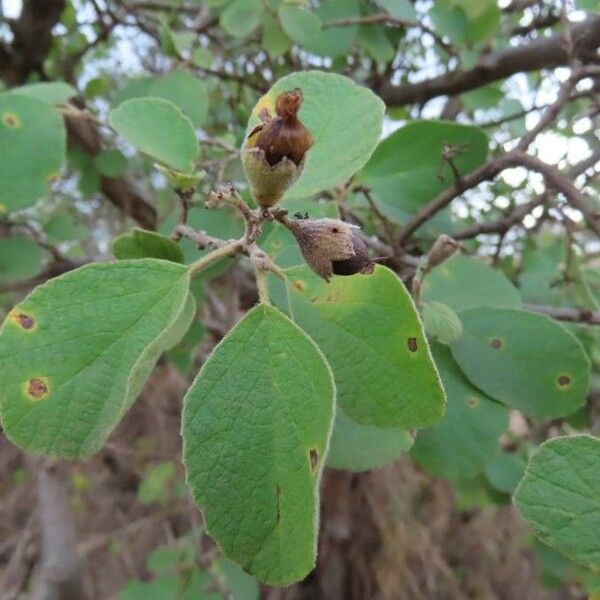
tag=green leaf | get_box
[379,0,416,19]
[514,435,600,570]
[147,543,195,575]
[12,82,76,105]
[421,255,521,312]
[113,77,154,107]
[462,84,504,111]
[358,121,488,227]
[112,228,185,263]
[138,461,176,505]
[457,0,501,44]
[0,260,194,457]
[44,211,87,244]
[248,71,384,199]
[93,149,129,177]
[410,344,508,480]
[149,70,209,127]
[168,320,205,375]
[262,14,292,57]
[304,0,361,57]
[213,558,260,600]
[182,304,335,585]
[429,0,468,45]
[0,93,66,211]
[422,301,463,344]
[284,265,445,428]
[119,573,219,600]
[220,0,262,38]
[0,236,43,283]
[451,307,590,418]
[327,408,413,472]
[485,451,525,494]
[278,5,322,45]
[109,98,198,173]
[357,25,396,62]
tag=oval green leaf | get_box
[0,236,43,283]
[304,0,361,57]
[422,300,463,345]
[182,304,335,585]
[12,82,76,105]
[0,93,66,211]
[451,307,590,418]
[514,435,600,570]
[94,149,128,177]
[278,5,322,45]
[148,70,209,127]
[327,408,413,472]
[112,228,185,263]
[421,255,521,312]
[248,71,385,198]
[410,344,508,480]
[0,260,194,457]
[358,121,488,226]
[485,451,525,494]
[285,265,445,428]
[220,0,262,38]
[109,97,199,173]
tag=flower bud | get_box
[242,89,313,208]
[426,234,460,270]
[288,218,374,281]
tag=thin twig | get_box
[524,303,600,325]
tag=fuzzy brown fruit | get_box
[287,217,374,281]
[241,89,313,208]
[332,233,375,277]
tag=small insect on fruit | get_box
[241,88,314,208]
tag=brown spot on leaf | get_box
[27,378,48,400]
[490,338,502,349]
[2,112,20,128]
[293,279,305,292]
[407,337,418,352]
[467,396,480,408]
[557,374,571,387]
[9,310,36,332]
[309,448,318,471]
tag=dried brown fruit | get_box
[241,89,313,208]
[332,233,375,277]
[287,217,374,281]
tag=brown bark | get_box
[377,15,600,107]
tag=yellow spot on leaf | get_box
[252,92,276,121]
[2,112,21,128]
